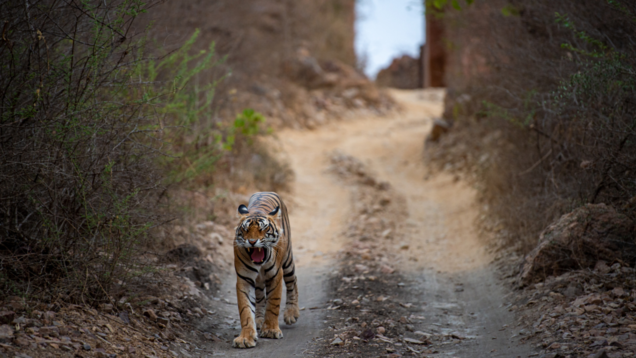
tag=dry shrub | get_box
[0,0,169,302]
[431,0,636,252]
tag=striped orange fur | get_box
[231,192,299,348]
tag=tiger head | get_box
[234,204,283,264]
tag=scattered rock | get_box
[361,329,375,340]
[330,337,344,346]
[590,349,609,358]
[0,311,15,324]
[143,309,158,321]
[39,326,60,337]
[427,119,451,142]
[376,54,421,89]
[0,324,14,341]
[380,264,395,274]
[42,311,56,324]
[519,204,636,285]
[403,337,428,345]
[354,264,369,273]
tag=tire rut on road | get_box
[210,89,535,357]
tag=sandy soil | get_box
[210,89,536,357]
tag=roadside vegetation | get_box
[0,0,278,305]
[430,0,636,253]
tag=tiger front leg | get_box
[255,274,266,330]
[232,277,258,348]
[261,269,284,339]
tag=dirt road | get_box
[211,90,535,357]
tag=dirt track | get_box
[211,90,535,357]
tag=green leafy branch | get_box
[555,12,610,58]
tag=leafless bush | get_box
[434,0,636,252]
[0,0,167,303]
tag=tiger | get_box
[231,192,299,348]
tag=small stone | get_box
[143,309,158,320]
[428,119,451,142]
[595,261,611,274]
[157,317,170,328]
[39,326,60,337]
[377,326,386,334]
[590,349,609,358]
[386,347,395,353]
[0,324,15,341]
[83,343,92,351]
[403,337,426,345]
[14,336,30,347]
[0,311,16,324]
[331,337,344,346]
[612,287,626,297]
[118,311,130,324]
[361,329,375,340]
[354,264,369,272]
[380,265,395,274]
[332,299,343,306]
[414,331,431,338]
[43,311,56,324]
[351,300,360,305]
[399,242,409,250]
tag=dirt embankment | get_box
[136,0,395,130]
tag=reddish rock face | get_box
[425,13,446,87]
[519,204,636,286]
[376,55,421,89]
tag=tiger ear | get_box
[268,206,280,218]
[238,204,249,215]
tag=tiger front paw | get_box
[284,305,300,325]
[232,330,258,348]
[260,327,283,339]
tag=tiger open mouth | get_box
[247,247,266,264]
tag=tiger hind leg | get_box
[283,258,300,325]
[255,274,266,330]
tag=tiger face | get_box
[235,204,283,264]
